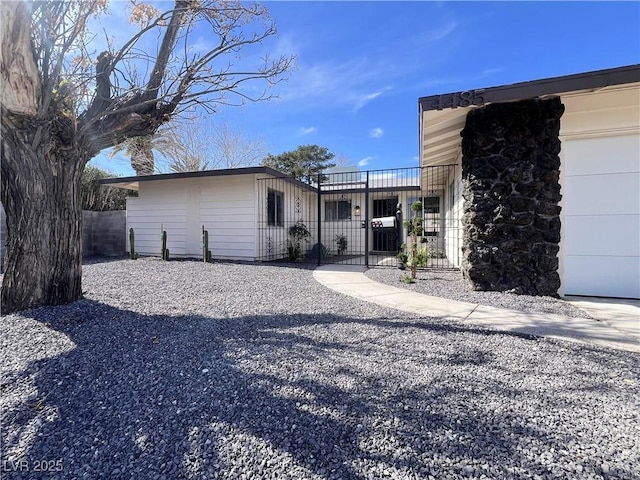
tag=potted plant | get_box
[335,233,348,255]
[287,221,311,261]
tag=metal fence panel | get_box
[257,165,460,269]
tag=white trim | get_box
[560,126,640,140]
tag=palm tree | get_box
[110,121,208,175]
[110,121,197,175]
[110,117,267,175]
[109,135,165,176]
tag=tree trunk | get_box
[1,121,84,314]
[131,149,154,175]
[0,1,40,115]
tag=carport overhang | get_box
[418,64,640,168]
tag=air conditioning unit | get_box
[371,216,396,230]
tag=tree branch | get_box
[0,2,40,116]
[143,1,189,102]
[72,0,294,159]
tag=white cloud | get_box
[369,171,400,182]
[430,21,458,42]
[408,21,458,47]
[275,56,396,113]
[358,156,376,167]
[369,127,384,139]
[272,17,460,113]
[300,126,316,135]
[189,36,216,56]
[353,86,393,113]
[273,33,300,59]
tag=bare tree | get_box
[150,116,268,173]
[0,0,294,313]
[164,120,211,172]
[209,120,268,169]
[334,154,355,167]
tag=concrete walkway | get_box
[313,265,640,353]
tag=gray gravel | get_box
[365,268,590,318]
[1,257,639,479]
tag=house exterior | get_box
[419,65,640,298]
[103,167,297,261]
[101,166,447,265]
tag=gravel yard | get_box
[1,258,639,479]
[365,268,590,318]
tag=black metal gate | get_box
[257,165,460,269]
[372,197,399,252]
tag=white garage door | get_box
[562,134,640,298]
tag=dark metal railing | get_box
[257,165,460,269]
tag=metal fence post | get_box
[396,203,403,254]
[317,173,322,266]
[364,171,370,268]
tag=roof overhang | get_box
[419,64,640,168]
[99,166,307,191]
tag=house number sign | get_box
[429,89,486,110]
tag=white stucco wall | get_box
[255,176,318,260]
[443,162,463,268]
[127,174,258,260]
[200,175,257,259]
[320,191,367,256]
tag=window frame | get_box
[423,196,440,214]
[324,199,352,221]
[267,188,284,227]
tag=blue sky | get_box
[92,1,640,176]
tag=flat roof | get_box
[419,64,640,112]
[100,166,426,193]
[99,166,313,191]
[419,64,640,169]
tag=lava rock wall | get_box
[460,97,564,296]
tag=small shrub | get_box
[335,234,348,255]
[397,247,408,270]
[287,221,311,261]
[402,274,415,284]
[81,165,137,211]
[401,201,430,279]
[415,249,429,267]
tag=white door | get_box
[562,134,640,298]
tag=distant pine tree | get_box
[262,145,336,183]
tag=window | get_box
[449,182,455,212]
[409,195,440,235]
[408,196,439,214]
[449,181,456,227]
[325,199,351,221]
[423,196,440,214]
[267,189,284,226]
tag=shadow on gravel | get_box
[2,300,636,479]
